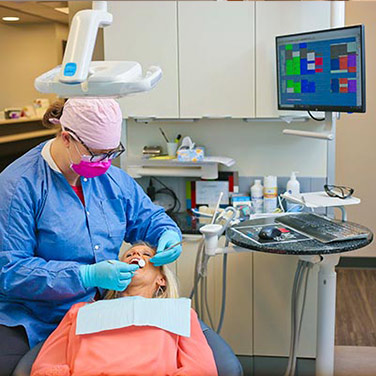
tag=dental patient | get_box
[31,243,218,376]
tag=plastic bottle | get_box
[263,176,278,213]
[251,179,264,214]
[286,171,300,196]
[286,171,301,212]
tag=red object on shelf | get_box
[228,175,234,193]
[339,78,348,84]
[315,68,323,73]
[348,66,357,73]
[340,86,348,93]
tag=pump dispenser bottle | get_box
[286,171,300,196]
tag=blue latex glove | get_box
[150,230,182,266]
[79,260,139,291]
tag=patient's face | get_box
[121,245,166,294]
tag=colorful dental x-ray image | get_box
[276,25,365,112]
[280,38,358,103]
[330,42,357,74]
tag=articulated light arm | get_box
[60,1,112,83]
[35,1,162,98]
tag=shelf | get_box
[282,191,361,208]
[125,157,235,179]
[0,129,58,144]
[0,117,43,126]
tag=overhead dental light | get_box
[35,1,162,98]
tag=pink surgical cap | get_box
[60,98,122,150]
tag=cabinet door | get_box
[175,236,206,298]
[178,2,255,118]
[255,2,331,118]
[176,237,253,356]
[253,253,318,357]
[104,1,179,118]
[212,250,253,356]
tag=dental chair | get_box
[12,320,243,376]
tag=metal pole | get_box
[315,254,340,376]
[326,112,336,187]
[330,2,345,28]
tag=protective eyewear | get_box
[324,184,354,199]
[64,127,125,162]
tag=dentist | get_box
[0,98,182,376]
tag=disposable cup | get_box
[167,142,178,157]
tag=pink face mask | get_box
[68,143,112,178]
[70,158,111,178]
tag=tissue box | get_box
[177,147,205,162]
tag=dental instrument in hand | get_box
[108,259,145,268]
[162,240,185,253]
[137,259,146,268]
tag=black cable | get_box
[150,177,181,214]
[307,110,325,122]
[216,252,228,334]
[155,188,178,213]
[146,178,156,201]
[152,177,181,212]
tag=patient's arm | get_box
[31,303,85,376]
[174,309,218,376]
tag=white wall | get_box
[126,118,327,178]
[0,22,68,110]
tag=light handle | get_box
[60,5,112,84]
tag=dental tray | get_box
[232,224,310,245]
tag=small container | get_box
[286,171,301,212]
[143,146,163,156]
[177,146,205,162]
[251,180,264,214]
[263,176,278,213]
[167,142,178,157]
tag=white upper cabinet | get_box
[104,2,331,119]
[255,2,331,118]
[104,2,179,118]
[178,2,255,119]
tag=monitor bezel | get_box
[276,25,366,113]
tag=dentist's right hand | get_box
[79,260,139,291]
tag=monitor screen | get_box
[276,25,365,113]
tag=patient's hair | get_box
[104,242,179,300]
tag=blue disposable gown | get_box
[0,141,181,347]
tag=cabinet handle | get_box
[202,115,232,119]
[129,116,157,123]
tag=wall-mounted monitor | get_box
[276,25,365,113]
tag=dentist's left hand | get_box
[150,230,182,266]
[79,260,139,291]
